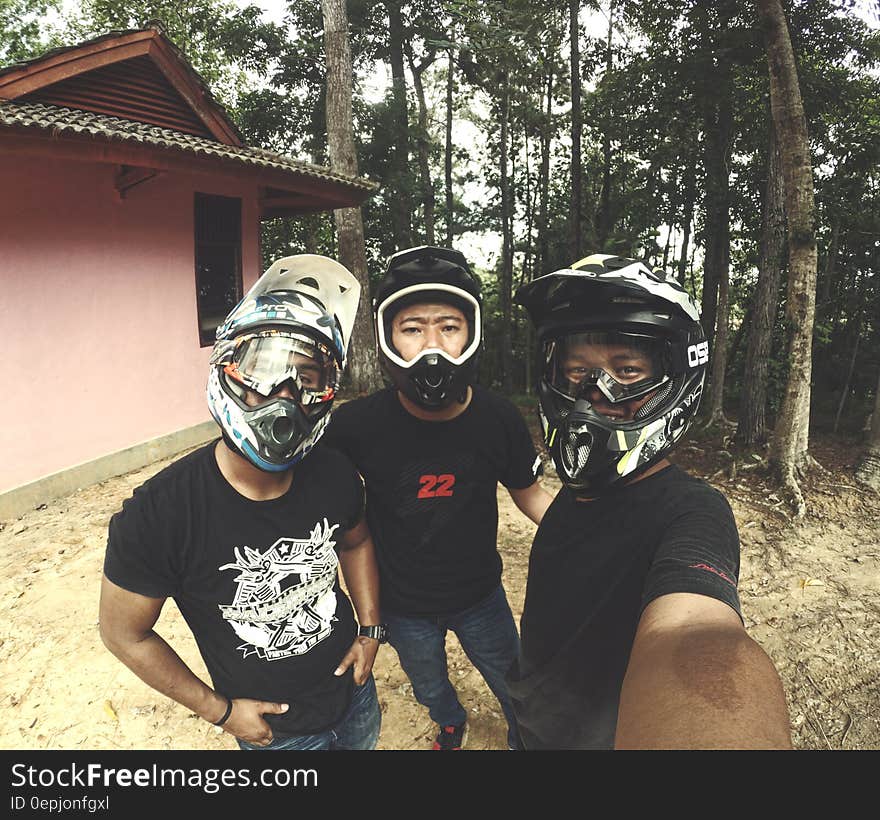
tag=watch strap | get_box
[358,624,388,644]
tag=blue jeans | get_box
[237,675,381,751]
[384,585,523,750]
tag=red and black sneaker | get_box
[432,723,467,750]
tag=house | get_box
[0,26,376,520]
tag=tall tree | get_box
[445,46,455,246]
[322,0,383,394]
[405,39,437,246]
[384,0,414,249]
[757,0,819,515]
[569,0,584,260]
[595,1,614,250]
[499,69,515,393]
[696,1,735,359]
[735,119,786,449]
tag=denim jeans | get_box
[384,584,523,750]
[237,675,381,751]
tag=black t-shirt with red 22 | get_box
[323,386,542,617]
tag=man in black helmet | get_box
[323,246,553,750]
[508,253,792,750]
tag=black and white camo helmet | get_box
[515,253,707,494]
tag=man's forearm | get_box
[102,629,227,724]
[339,540,381,626]
[509,482,554,525]
[615,625,792,749]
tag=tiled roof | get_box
[0,26,238,136]
[0,99,378,192]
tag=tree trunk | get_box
[322,0,383,394]
[596,2,614,249]
[406,45,436,246]
[696,2,734,359]
[700,82,732,354]
[569,0,583,261]
[758,0,819,515]
[735,119,785,449]
[523,132,534,288]
[385,1,413,249]
[445,48,454,247]
[817,213,840,321]
[705,234,730,424]
[677,152,696,287]
[855,368,880,491]
[701,57,733,422]
[833,331,860,434]
[538,65,553,276]
[500,72,514,393]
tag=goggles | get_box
[210,330,339,407]
[544,331,670,404]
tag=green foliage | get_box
[0,0,64,63]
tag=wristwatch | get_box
[358,624,388,644]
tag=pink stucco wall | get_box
[0,154,262,492]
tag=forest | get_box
[3,0,880,511]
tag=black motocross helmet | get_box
[515,253,708,495]
[373,246,482,409]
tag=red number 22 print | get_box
[418,474,455,498]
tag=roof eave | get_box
[0,123,378,213]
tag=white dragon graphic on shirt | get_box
[218,519,340,661]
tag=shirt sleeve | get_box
[103,483,180,599]
[322,446,365,531]
[640,484,742,620]
[321,400,353,457]
[498,397,544,490]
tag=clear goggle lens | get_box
[545,331,669,404]
[211,330,339,405]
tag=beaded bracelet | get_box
[212,695,233,726]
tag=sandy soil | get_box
[1,422,878,751]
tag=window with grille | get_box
[194,193,242,346]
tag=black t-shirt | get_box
[104,441,365,736]
[323,386,542,616]
[507,464,742,750]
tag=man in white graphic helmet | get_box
[508,253,792,749]
[100,256,386,750]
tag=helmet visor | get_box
[211,330,339,407]
[544,331,670,404]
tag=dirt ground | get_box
[1,419,878,751]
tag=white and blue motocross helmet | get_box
[207,255,360,471]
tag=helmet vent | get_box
[562,431,591,475]
[634,378,675,420]
[296,276,320,290]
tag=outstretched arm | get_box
[614,592,792,749]
[336,517,382,684]
[508,481,555,526]
[99,575,288,745]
